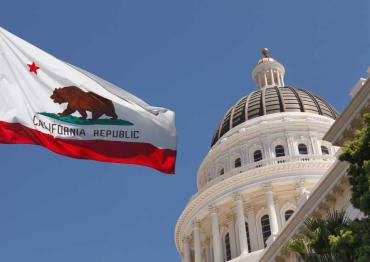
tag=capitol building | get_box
[174,49,370,261]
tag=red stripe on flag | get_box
[0,120,176,174]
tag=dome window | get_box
[254,150,263,162]
[275,145,285,157]
[261,215,271,247]
[285,210,294,221]
[321,146,329,155]
[225,233,231,261]
[298,144,308,155]
[234,157,241,168]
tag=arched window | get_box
[225,233,231,261]
[275,145,285,157]
[254,150,262,162]
[245,222,251,252]
[219,168,224,176]
[298,144,308,155]
[234,157,241,168]
[261,215,271,247]
[285,210,294,221]
[321,146,329,155]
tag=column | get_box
[264,73,268,87]
[277,70,282,86]
[182,237,191,262]
[193,220,202,262]
[264,185,279,236]
[205,239,211,262]
[227,218,237,258]
[299,179,306,198]
[270,69,275,86]
[246,208,258,252]
[275,202,283,229]
[258,74,262,89]
[280,74,285,86]
[298,179,310,207]
[210,205,223,262]
[234,194,249,254]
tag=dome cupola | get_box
[252,48,285,89]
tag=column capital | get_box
[297,178,305,186]
[192,219,200,228]
[208,204,218,213]
[182,236,190,244]
[233,192,243,201]
[263,182,272,192]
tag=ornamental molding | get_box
[175,160,335,252]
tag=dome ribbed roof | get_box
[211,86,338,147]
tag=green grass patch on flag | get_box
[37,112,134,126]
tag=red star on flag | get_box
[27,62,39,75]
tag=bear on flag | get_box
[0,27,177,174]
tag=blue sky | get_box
[1,1,370,261]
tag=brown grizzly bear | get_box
[50,86,118,121]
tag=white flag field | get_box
[0,27,177,174]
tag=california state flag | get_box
[0,27,177,174]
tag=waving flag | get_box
[0,27,177,174]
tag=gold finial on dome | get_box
[262,48,269,57]
[257,48,274,64]
[253,48,285,88]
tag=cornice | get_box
[324,77,370,145]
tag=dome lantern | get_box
[252,48,285,89]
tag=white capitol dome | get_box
[175,49,339,262]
